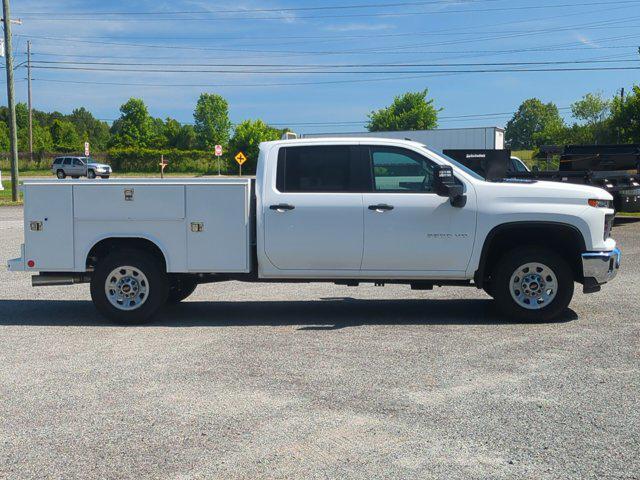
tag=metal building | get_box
[303,126,505,153]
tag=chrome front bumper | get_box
[582,247,621,287]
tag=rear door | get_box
[262,145,368,271]
[361,145,476,273]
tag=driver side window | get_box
[368,147,436,193]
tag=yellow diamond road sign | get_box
[235,152,247,165]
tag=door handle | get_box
[270,204,295,211]
[368,204,394,212]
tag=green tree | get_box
[229,119,282,172]
[68,107,111,150]
[149,117,169,148]
[505,98,566,149]
[193,93,231,149]
[50,119,81,152]
[568,92,611,144]
[163,117,182,148]
[18,124,53,153]
[109,98,153,147]
[0,121,9,151]
[175,125,197,150]
[610,85,640,143]
[367,89,439,132]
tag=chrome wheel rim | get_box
[105,266,149,311]
[509,262,558,310]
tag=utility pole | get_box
[2,0,20,202]
[620,87,625,103]
[27,40,32,162]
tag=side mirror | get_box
[435,165,466,208]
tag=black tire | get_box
[87,169,96,179]
[56,169,66,179]
[167,276,198,303]
[90,249,168,324]
[483,282,496,298]
[492,246,574,322]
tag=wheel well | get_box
[86,238,167,271]
[476,223,586,287]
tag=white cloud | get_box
[324,23,395,33]
[575,33,601,48]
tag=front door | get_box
[262,144,368,271]
[361,145,476,273]
[71,158,86,176]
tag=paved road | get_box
[0,206,638,479]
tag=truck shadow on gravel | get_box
[0,298,578,328]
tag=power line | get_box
[15,0,640,21]
[31,73,464,89]
[23,44,640,63]
[15,18,640,56]
[29,64,640,74]
[15,0,496,16]
[27,58,640,68]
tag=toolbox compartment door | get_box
[73,185,185,221]
[24,184,75,271]
[186,184,250,272]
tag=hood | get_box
[481,179,613,202]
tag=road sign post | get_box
[84,141,90,176]
[214,144,223,176]
[235,152,247,176]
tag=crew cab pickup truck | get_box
[8,138,621,324]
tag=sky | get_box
[5,0,640,134]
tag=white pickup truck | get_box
[8,138,620,323]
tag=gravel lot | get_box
[0,205,638,479]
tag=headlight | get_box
[588,199,612,208]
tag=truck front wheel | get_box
[492,247,574,322]
[90,249,168,324]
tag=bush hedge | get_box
[0,148,241,175]
[106,148,235,174]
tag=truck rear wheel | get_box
[492,246,574,322]
[167,276,198,303]
[90,249,168,324]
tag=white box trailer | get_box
[303,127,505,153]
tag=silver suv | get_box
[51,156,112,179]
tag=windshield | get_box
[511,157,530,172]
[419,145,485,181]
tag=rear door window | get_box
[276,145,369,193]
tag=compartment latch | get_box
[29,221,43,232]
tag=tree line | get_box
[0,93,287,171]
[364,87,640,149]
[1,85,638,167]
[505,86,640,150]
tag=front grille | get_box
[604,214,615,241]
